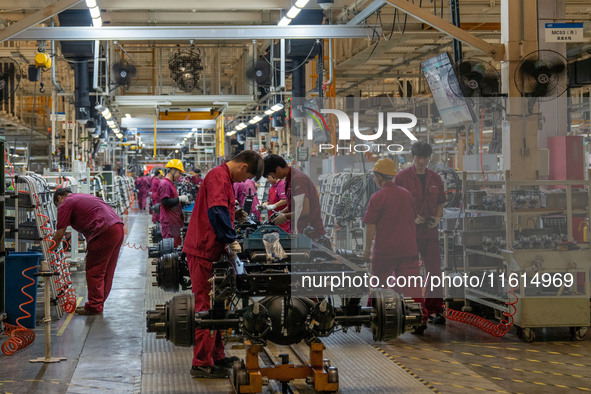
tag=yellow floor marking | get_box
[57,297,83,336]
[532,382,547,385]
[577,387,591,391]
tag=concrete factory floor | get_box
[1,211,591,393]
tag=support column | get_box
[537,0,568,148]
[500,0,539,181]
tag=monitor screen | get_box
[421,53,475,127]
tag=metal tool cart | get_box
[450,170,591,341]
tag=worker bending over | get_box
[362,158,428,333]
[233,178,261,220]
[159,159,191,247]
[394,141,446,325]
[263,154,325,240]
[182,150,264,378]
[52,188,124,315]
[258,174,289,232]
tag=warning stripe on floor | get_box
[449,341,589,358]
[377,350,591,380]
[374,345,439,393]
[389,344,591,368]
[0,379,117,391]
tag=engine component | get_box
[150,223,162,243]
[146,289,422,347]
[152,252,190,292]
[148,237,175,258]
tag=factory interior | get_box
[1,0,591,393]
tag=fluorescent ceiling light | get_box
[286,6,301,19]
[482,129,493,134]
[271,103,284,112]
[85,0,97,7]
[249,115,263,124]
[226,130,237,136]
[278,16,291,27]
[101,108,111,116]
[264,109,274,115]
[125,113,131,118]
[295,0,309,7]
[238,123,247,129]
[89,6,100,19]
[92,17,102,27]
[191,128,197,131]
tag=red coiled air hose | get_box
[1,266,37,355]
[444,287,518,338]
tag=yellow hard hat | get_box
[372,158,397,176]
[166,159,184,173]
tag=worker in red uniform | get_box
[182,150,263,378]
[150,168,164,224]
[52,188,124,315]
[258,174,289,232]
[233,178,261,220]
[263,154,325,240]
[159,159,191,247]
[187,168,203,187]
[394,141,446,325]
[362,158,428,333]
[136,173,150,210]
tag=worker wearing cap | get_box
[159,159,191,247]
[150,168,164,224]
[182,150,264,379]
[263,154,325,240]
[52,188,124,315]
[362,158,427,332]
[394,141,446,325]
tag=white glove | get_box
[415,215,426,224]
[228,240,242,254]
[266,203,276,211]
[178,195,190,204]
[271,213,288,225]
[428,216,441,228]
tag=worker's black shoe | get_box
[75,306,102,316]
[190,365,229,379]
[412,324,427,335]
[429,314,446,325]
[214,356,241,368]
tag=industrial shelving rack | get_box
[447,170,591,341]
[5,175,75,320]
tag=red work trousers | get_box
[138,192,147,210]
[417,238,443,315]
[160,223,182,247]
[187,254,225,367]
[372,256,428,322]
[151,210,159,224]
[84,223,124,313]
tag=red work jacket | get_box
[158,177,184,238]
[362,181,418,260]
[394,166,446,240]
[183,163,235,262]
[150,177,161,204]
[285,167,325,240]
